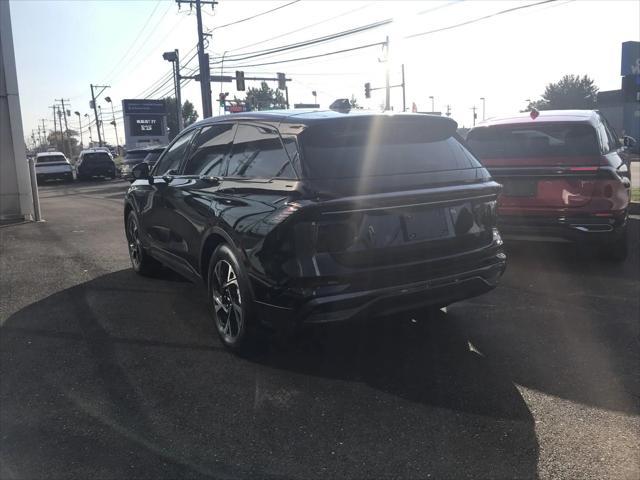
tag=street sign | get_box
[121,99,168,149]
[129,115,163,136]
[621,41,640,76]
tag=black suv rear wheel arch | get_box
[200,229,245,284]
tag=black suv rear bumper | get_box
[256,249,506,328]
[78,166,116,178]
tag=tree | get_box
[47,131,78,155]
[244,81,286,111]
[182,100,198,126]
[349,95,362,109]
[526,74,598,111]
[165,97,200,139]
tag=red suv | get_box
[467,110,631,261]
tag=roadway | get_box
[1,179,638,479]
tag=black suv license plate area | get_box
[403,208,450,241]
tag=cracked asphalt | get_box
[1,180,638,479]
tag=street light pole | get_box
[84,114,93,145]
[480,97,486,120]
[104,97,120,155]
[75,111,83,148]
[98,106,106,144]
[429,95,434,113]
[163,50,183,131]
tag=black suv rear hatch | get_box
[282,115,501,272]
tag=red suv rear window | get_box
[467,123,600,160]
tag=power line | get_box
[108,2,183,86]
[212,19,392,65]
[101,0,165,83]
[215,41,386,69]
[226,3,375,53]
[405,0,557,39]
[416,0,464,16]
[211,0,301,31]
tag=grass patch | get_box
[632,187,640,203]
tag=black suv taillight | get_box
[473,200,497,228]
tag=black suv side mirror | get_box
[623,135,636,148]
[131,162,150,182]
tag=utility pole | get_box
[446,104,451,117]
[56,98,71,156]
[49,105,58,148]
[384,36,390,111]
[90,84,109,146]
[401,64,406,112]
[175,50,183,129]
[40,119,47,147]
[471,105,478,126]
[176,0,216,118]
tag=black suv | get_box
[76,149,117,180]
[124,111,506,352]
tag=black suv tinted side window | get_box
[227,124,296,179]
[154,129,197,175]
[184,124,235,176]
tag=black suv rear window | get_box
[83,153,112,164]
[467,123,600,159]
[300,118,474,179]
[142,151,163,165]
[124,151,148,164]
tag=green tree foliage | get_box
[182,100,199,126]
[349,95,362,109]
[47,131,78,154]
[165,97,200,139]
[526,74,598,111]
[244,82,286,110]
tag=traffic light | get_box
[236,71,245,91]
[277,72,286,90]
[219,92,228,107]
[364,82,371,99]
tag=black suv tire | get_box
[126,211,162,276]
[207,244,258,353]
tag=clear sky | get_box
[9,0,640,146]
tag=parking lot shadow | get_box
[448,217,640,416]
[0,269,539,479]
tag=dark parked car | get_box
[141,145,165,169]
[124,111,506,351]
[76,149,117,180]
[121,148,151,180]
[467,110,631,261]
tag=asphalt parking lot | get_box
[1,180,639,480]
